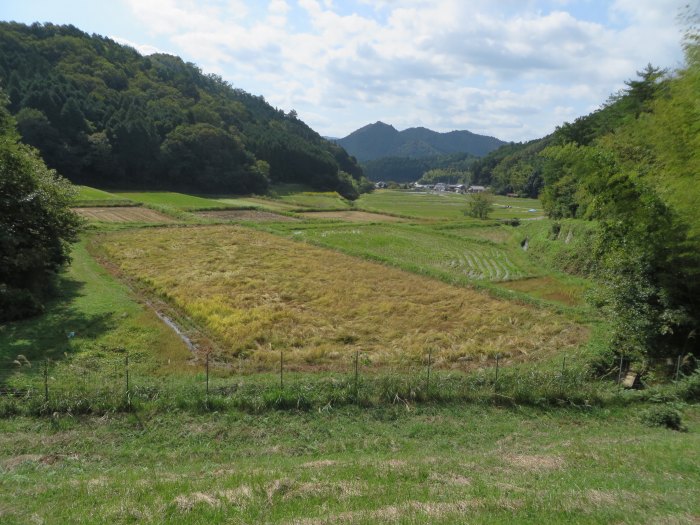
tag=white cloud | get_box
[109,36,162,56]
[119,0,687,141]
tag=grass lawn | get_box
[357,190,545,220]
[95,225,586,368]
[114,192,231,210]
[0,404,697,524]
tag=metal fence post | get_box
[44,359,49,403]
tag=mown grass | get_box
[356,190,545,220]
[114,191,231,210]
[0,403,697,524]
[95,225,587,368]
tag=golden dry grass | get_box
[97,225,587,368]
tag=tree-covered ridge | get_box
[336,121,505,163]
[0,22,369,198]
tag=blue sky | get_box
[1,0,689,141]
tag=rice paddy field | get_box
[73,207,175,223]
[260,221,589,307]
[96,225,586,368]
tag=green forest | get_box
[0,22,371,198]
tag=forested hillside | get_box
[0,22,369,198]
[362,152,476,183]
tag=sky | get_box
[1,0,691,142]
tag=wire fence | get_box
[0,350,696,414]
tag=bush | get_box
[0,286,44,321]
[677,370,700,401]
[640,405,685,431]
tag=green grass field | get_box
[1,405,698,524]
[356,190,545,220]
[261,221,590,308]
[72,186,134,207]
[0,239,190,381]
[275,191,352,210]
[268,223,533,282]
[114,191,231,210]
[213,197,302,213]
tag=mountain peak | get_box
[337,123,504,162]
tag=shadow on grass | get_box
[0,275,114,380]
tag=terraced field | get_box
[298,211,406,222]
[72,186,133,207]
[267,223,532,283]
[196,209,299,222]
[115,191,230,210]
[97,225,586,367]
[73,206,175,223]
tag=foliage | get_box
[468,137,551,197]
[418,167,469,185]
[536,30,700,360]
[464,192,494,219]
[363,152,476,183]
[640,405,685,431]
[0,22,369,198]
[0,100,81,321]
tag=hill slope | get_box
[0,22,367,198]
[337,121,505,162]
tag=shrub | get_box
[676,370,700,401]
[640,405,685,431]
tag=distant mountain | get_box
[336,122,506,162]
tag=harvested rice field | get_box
[73,206,174,223]
[298,211,406,222]
[97,225,587,368]
[196,209,299,222]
